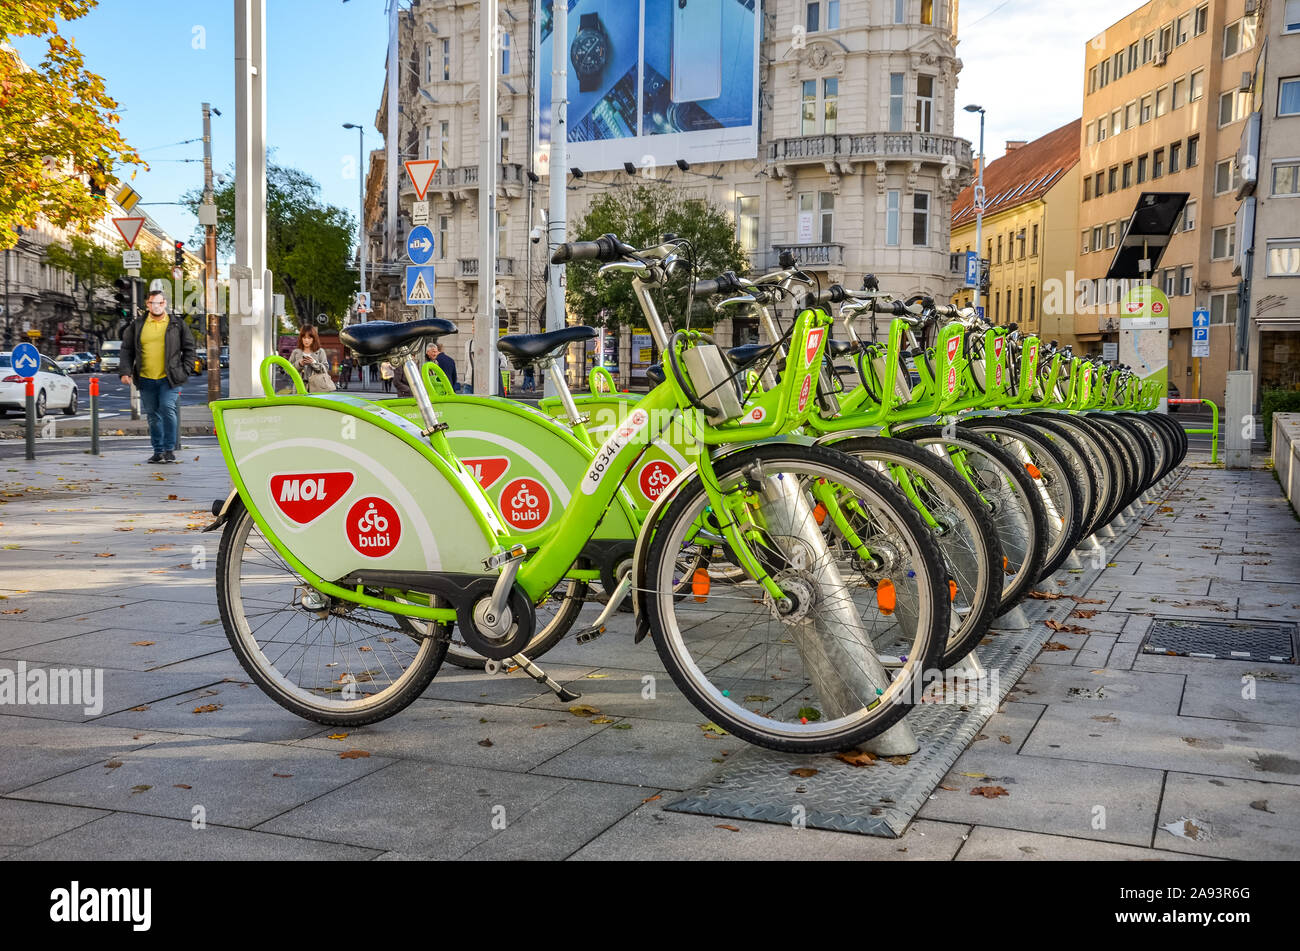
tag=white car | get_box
[0,352,80,418]
[56,354,83,374]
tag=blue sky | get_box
[14,0,1145,257]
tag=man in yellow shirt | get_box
[119,289,196,464]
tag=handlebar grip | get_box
[550,234,629,264]
[693,272,740,298]
[799,285,847,309]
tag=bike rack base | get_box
[664,468,1190,837]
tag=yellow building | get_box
[951,120,1081,347]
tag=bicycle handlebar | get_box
[550,233,637,264]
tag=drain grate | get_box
[1141,618,1298,664]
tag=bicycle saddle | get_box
[497,326,597,368]
[645,363,666,386]
[341,318,456,359]
[726,343,779,371]
[827,338,854,358]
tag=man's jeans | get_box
[136,377,181,454]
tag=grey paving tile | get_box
[0,618,118,653]
[0,798,109,847]
[1032,630,1089,665]
[1107,591,1237,618]
[0,590,136,625]
[61,598,222,635]
[570,805,967,860]
[520,666,703,723]
[420,663,599,706]
[964,700,1044,750]
[95,681,325,743]
[1,668,223,723]
[8,734,392,828]
[8,812,381,861]
[1154,772,1300,860]
[1179,671,1300,728]
[955,825,1215,861]
[1,628,229,672]
[1009,664,1185,715]
[0,716,169,794]
[256,759,645,859]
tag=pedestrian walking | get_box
[118,289,196,465]
[339,352,353,390]
[523,364,535,392]
[433,343,459,393]
[289,325,336,393]
[380,360,394,393]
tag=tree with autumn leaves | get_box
[0,0,141,250]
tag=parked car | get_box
[76,351,99,372]
[219,345,229,368]
[192,350,207,374]
[0,352,80,418]
[100,340,123,373]
[56,354,83,373]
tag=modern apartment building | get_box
[1236,0,1300,395]
[950,120,1082,348]
[363,0,973,383]
[1076,0,1259,406]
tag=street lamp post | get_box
[343,123,366,320]
[964,104,986,317]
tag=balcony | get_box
[456,257,517,279]
[403,163,527,198]
[768,132,973,173]
[770,243,844,269]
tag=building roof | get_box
[952,119,1082,228]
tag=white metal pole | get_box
[232,0,267,399]
[359,127,366,303]
[975,110,985,317]
[544,0,567,399]
[478,0,499,395]
[387,0,399,269]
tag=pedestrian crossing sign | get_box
[405,265,436,304]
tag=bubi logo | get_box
[462,457,510,490]
[346,497,401,557]
[946,365,958,394]
[269,471,354,524]
[740,405,767,426]
[804,328,825,367]
[797,375,813,413]
[500,477,551,531]
[638,461,678,501]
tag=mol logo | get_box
[946,336,961,362]
[462,456,510,490]
[994,337,1004,358]
[804,328,825,367]
[500,477,551,531]
[345,497,401,557]
[638,460,678,501]
[269,471,354,524]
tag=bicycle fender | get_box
[203,489,243,533]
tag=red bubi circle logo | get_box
[797,374,813,412]
[346,497,401,557]
[638,460,678,501]
[500,477,551,531]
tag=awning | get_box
[1107,192,1190,280]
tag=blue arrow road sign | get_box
[1192,309,1210,329]
[11,343,39,376]
[965,251,979,288]
[406,226,435,265]
[405,265,436,304]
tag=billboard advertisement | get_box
[534,0,761,174]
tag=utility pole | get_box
[478,0,499,395]
[202,102,220,403]
[544,0,567,399]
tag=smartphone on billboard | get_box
[671,0,723,103]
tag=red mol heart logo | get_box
[946,336,960,361]
[804,328,825,367]
[462,457,510,490]
[269,471,354,524]
[994,337,1004,357]
[345,497,401,557]
[500,478,551,531]
[638,461,678,501]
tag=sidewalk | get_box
[0,444,1296,860]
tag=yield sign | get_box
[112,217,146,249]
[404,159,441,200]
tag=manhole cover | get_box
[1141,619,1298,664]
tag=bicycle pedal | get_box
[575,624,607,644]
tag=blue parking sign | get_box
[965,251,980,289]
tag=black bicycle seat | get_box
[827,338,854,358]
[497,326,597,368]
[645,363,666,386]
[341,318,456,359]
[727,343,780,371]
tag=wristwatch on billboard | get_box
[570,12,609,93]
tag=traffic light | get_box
[174,241,185,267]
[113,278,132,319]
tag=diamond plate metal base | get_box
[1142,618,1298,664]
[665,468,1190,837]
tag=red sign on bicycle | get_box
[638,461,678,501]
[346,497,401,557]
[499,477,551,531]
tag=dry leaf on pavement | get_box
[970,786,1010,799]
[790,767,819,778]
[835,750,877,767]
[338,749,370,759]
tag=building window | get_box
[799,191,835,243]
[496,210,508,259]
[737,195,759,252]
[801,80,817,135]
[1182,200,1197,231]
[1106,223,1117,249]
[1087,122,1097,146]
[1113,52,1124,81]
[1108,166,1118,192]
[886,190,900,246]
[996,234,1002,263]
[823,78,838,133]
[1096,171,1105,195]
[913,191,930,246]
[437,215,449,260]
[1211,225,1235,260]
[1093,226,1104,251]
[806,1,820,32]
[1123,162,1134,188]
[889,73,905,132]
[1125,101,1138,128]
[1155,86,1168,117]
[1159,23,1173,51]
[1215,158,1236,194]
[437,120,449,165]
[1172,78,1186,110]
[1101,59,1110,87]
[1006,289,1012,324]
[1112,110,1122,137]
[1128,42,1139,72]
[1029,285,1037,325]
[499,117,510,163]
[916,75,934,132]
[1287,0,1300,33]
[921,0,932,26]
[1142,33,1155,63]
[1089,66,1099,95]
[1274,161,1300,196]
[1210,291,1238,325]
[1176,14,1190,45]
[818,191,834,242]
[1195,4,1209,36]
[422,124,431,160]
[424,42,432,83]
[441,38,450,81]
[1162,268,1176,298]
[1140,95,1153,123]
[1017,287,1024,322]
[1083,177,1091,201]
[1267,240,1300,276]
[894,0,905,24]
[1220,89,1249,126]
[1081,230,1091,254]
[1190,69,1204,101]
[1153,148,1165,178]
[1187,134,1199,167]
[1223,17,1257,58]
[1031,223,1039,256]
[1017,229,1026,259]
[993,291,999,322]
[501,33,511,75]
[800,78,836,135]
[1170,141,1182,173]
[1097,117,1108,142]
[1137,154,1149,183]
[1179,266,1192,296]
[1281,79,1300,117]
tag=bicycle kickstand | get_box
[496,653,582,703]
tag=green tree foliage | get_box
[184,162,357,328]
[44,237,173,339]
[564,183,748,330]
[0,1,143,249]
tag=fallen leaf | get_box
[714,824,740,832]
[94,552,116,558]
[113,527,134,532]
[531,723,547,729]
[790,767,819,778]
[642,794,661,803]
[835,750,877,767]
[272,773,293,778]
[611,723,632,730]
[173,784,192,790]
[1041,642,1072,651]
[584,673,609,679]
[998,735,1012,744]
[104,760,123,769]
[477,738,494,747]
[327,733,349,740]
[129,705,149,712]
[130,785,152,794]
[192,703,222,714]
[884,754,911,766]
[743,694,771,702]
[0,608,26,615]
[590,716,615,724]
[960,771,987,778]
[167,494,178,500]
[699,722,728,736]
[358,645,372,652]
[796,706,822,722]
[1070,609,1098,619]
[1158,505,1173,513]
[338,749,370,759]
[130,640,156,647]
[1027,590,1063,600]
[1068,596,1106,604]
[568,704,600,718]
[1091,714,1119,723]
[970,785,1010,799]
[1250,800,1273,813]
[938,784,959,791]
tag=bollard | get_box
[89,376,101,456]
[23,377,35,461]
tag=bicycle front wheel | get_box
[644,443,948,753]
